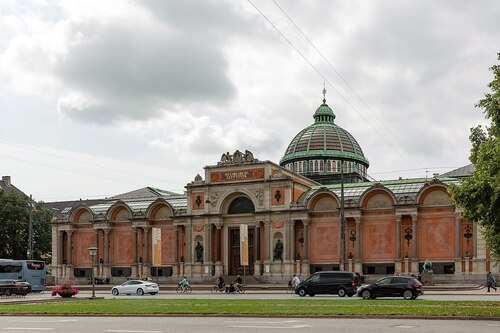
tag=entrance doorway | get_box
[229,227,255,275]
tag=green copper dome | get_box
[280,94,369,184]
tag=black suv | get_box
[357,276,424,300]
[295,271,360,297]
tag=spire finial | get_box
[322,82,327,104]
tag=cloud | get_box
[1,0,250,124]
[1,0,499,201]
[140,107,284,163]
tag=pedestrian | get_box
[487,271,497,292]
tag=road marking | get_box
[226,319,312,329]
[2,329,54,331]
[229,325,313,329]
[105,330,163,333]
[7,320,77,323]
[226,320,303,324]
[392,325,418,329]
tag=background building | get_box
[48,96,497,283]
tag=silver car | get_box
[111,280,159,296]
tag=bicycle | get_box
[285,284,295,294]
[234,284,245,294]
[176,285,192,294]
[211,283,225,293]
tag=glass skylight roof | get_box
[300,177,459,204]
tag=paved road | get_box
[1,316,499,333]
[3,288,499,302]
[86,289,500,301]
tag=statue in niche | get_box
[273,239,283,262]
[195,241,203,262]
[422,259,433,273]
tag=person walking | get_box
[487,271,497,292]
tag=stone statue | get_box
[422,259,433,273]
[195,241,203,262]
[273,239,283,262]
[220,152,233,165]
[244,150,254,162]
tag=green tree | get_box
[32,201,53,260]
[450,53,500,262]
[0,190,52,260]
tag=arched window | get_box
[228,197,255,214]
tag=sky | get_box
[0,0,498,202]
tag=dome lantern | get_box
[279,88,369,184]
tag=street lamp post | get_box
[87,246,98,298]
[27,194,34,260]
[340,161,345,271]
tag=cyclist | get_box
[178,275,190,291]
[233,275,243,292]
[215,275,225,291]
[291,274,300,289]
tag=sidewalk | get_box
[74,283,491,294]
[0,284,498,305]
[0,283,495,302]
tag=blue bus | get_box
[0,259,47,292]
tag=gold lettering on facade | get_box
[223,171,253,180]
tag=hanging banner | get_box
[152,227,162,266]
[240,224,249,266]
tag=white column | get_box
[132,227,138,277]
[411,214,418,274]
[354,217,362,273]
[289,220,296,262]
[395,215,402,274]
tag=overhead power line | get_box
[248,0,422,169]
[0,141,183,187]
[272,0,423,169]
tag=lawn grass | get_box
[0,299,498,318]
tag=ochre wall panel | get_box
[293,188,305,203]
[309,222,339,261]
[72,231,95,266]
[111,230,133,265]
[418,213,455,260]
[362,218,395,260]
[163,227,175,263]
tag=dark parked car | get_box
[15,281,32,295]
[357,276,423,300]
[295,271,360,297]
[0,279,31,296]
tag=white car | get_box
[111,280,159,296]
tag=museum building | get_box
[49,94,497,283]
